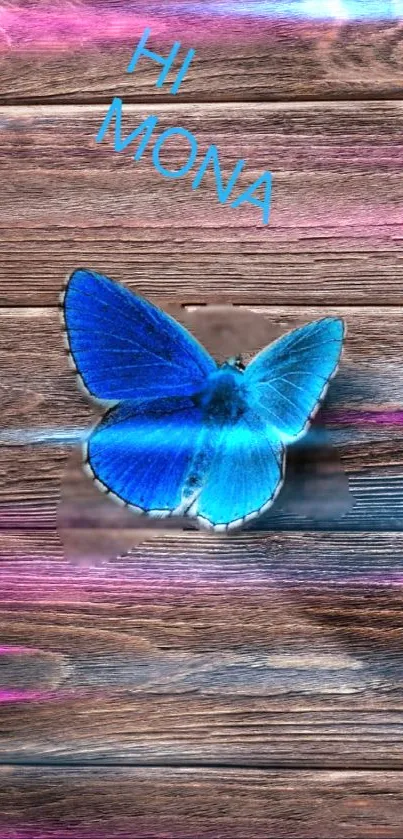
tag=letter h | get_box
[127,28,195,95]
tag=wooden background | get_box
[2,2,403,836]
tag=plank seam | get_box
[2,760,403,771]
[2,94,403,107]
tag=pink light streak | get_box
[0,3,344,53]
[0,7,167,52]
[325,409,403,426]
[0,688,59,703]
[0,644,46,656]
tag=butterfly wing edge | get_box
[194,441,286,533]
[59,268,118,407]
[247,316,347,444]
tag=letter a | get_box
[231,172,272,225]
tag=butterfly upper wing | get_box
[245,317,345,442]
[62,268,216,402]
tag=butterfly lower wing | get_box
[85,398,210,516]
[86,399,284,531]
[245,317,345,442]
[195,410,285,531]
[62,269,216,402]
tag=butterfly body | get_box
[193,362,248,423]
[62,269,345,532]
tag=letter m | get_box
[95,97,158,161]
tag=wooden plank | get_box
[1,767,403,839]
[2,767,403,839]
[2,102,403,305]
[1,6,403,104]
[3,530,403,766]
[0,303,402,529]
[2,304,403,425]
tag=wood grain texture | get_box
[3,530,403,766]
[0,304,402,529]
[2,102,403,305]
[2,9,403,104]
[2,766,403,839]
[3,0,403,824]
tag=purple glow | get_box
[0,1,400,55]
[0,688,58,703]
[0,831,142,839]
[0,548,402,594]
[325,409,403,426]
[0,7,167,51]
[178,0,403,20]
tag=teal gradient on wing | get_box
[246,317,344,442]
[196,409,284,526]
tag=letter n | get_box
[95,97,158,161]
[192,144,245,204]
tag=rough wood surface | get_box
[1,8,403,104]
[2,530,403,767]
[3,13,403,825]
[2,102,403,305]
[2,766,403,838]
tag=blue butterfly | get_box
[61,269,345,532]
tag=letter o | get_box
[152,127,198,179]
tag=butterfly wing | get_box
[86,398,284,530]
[61,268,216,402]
[245,317,345,442]
[85,397,212,516]
[195,409,285,531]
